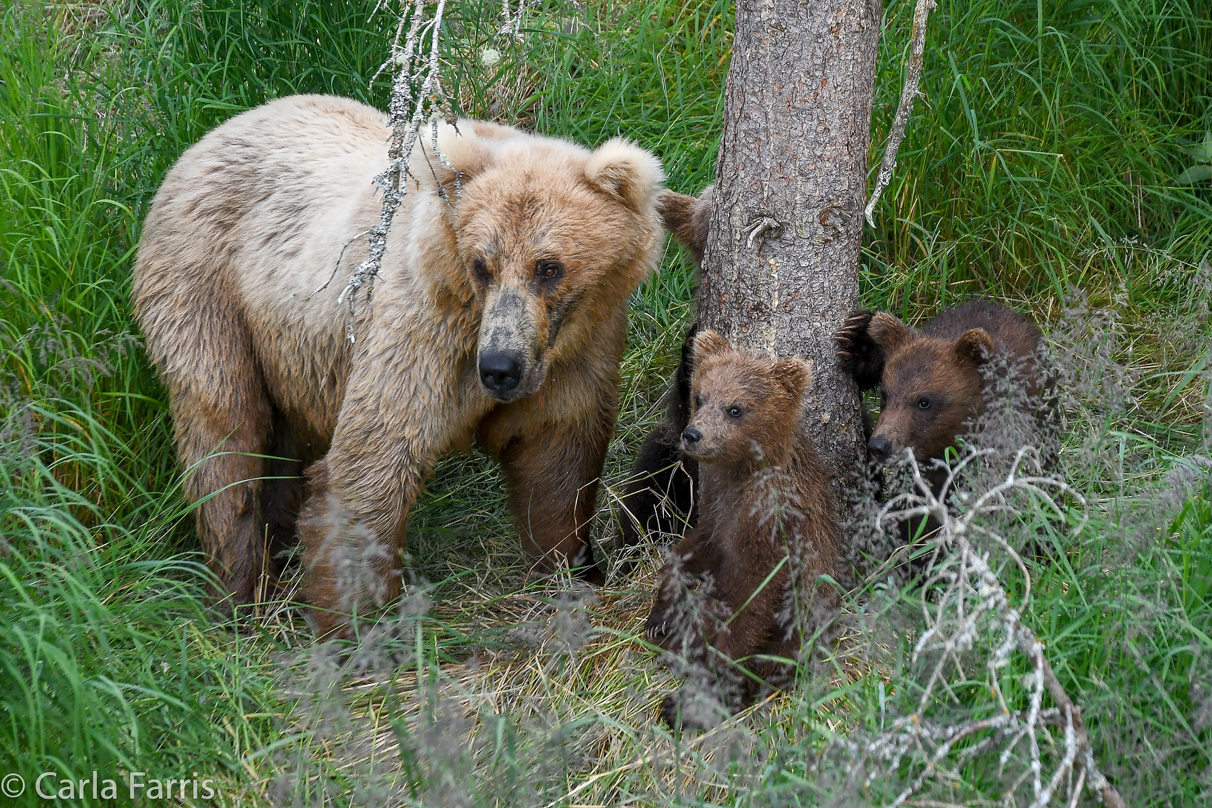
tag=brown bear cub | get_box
[835,299,1052,562]
[614,187,712,555]
[834,299,1048,471]
[645,331,838,727]
[614,325,698,557]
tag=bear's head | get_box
[864,312,994,465]
[427,121,665,402]
[680,330,812,467]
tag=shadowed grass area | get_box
[1,0,1209,805]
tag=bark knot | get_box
[746,216,782,249]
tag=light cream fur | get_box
[133,95,667,632]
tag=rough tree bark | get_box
[699,0,882,497]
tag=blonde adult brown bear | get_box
[133,95,668,634]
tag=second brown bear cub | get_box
[646,331,838,724]
[614,187,712,554]
[834,299,1047,469]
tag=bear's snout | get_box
[479,351,523,395]
[477,285,547,401]
[681,426,702,449]
[867,434,894,465]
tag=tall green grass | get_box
[0,0,1208,805]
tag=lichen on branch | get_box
[338,0,455,341]
[864,0,936,228]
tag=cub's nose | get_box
[867,434,893,464]
[479,351,522,394]
[681,427,702,449]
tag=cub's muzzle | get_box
[681,427,702,450]
[867,434,894,465]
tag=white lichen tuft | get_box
[480,48,501,68]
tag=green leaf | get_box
[1180,131,1212,161]
[1175,164,1212,185]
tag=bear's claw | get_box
[835,310,884,390]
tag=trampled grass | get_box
[0,0,1209,805]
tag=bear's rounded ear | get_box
[867,312,913,354]
[426,120,497,198]
[955,328,995,365]
[692,329,731,365]
[772,357,813,402]
[657,185,713,264]
[585,138,664,211]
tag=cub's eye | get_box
[917,397,931,410]
[693,394,704,409]
[727,406,743,419]
[472,258,490,282]
[535,259,564,281]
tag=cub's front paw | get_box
[834,310,883,390]
[645,609,670,645]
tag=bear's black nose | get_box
[479,351,523,394]
[681,427,702,448]
[867,434,893,464]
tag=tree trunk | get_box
[699,0,882,498]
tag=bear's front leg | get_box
[296,450,431,637]
[296,359,466,636]
[645,528,721,649]
[496,424,610,585]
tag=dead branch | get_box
[497,0,529,40]
[852,448,1126,808]
[864,0,936,228]
[1018,623,1128,808]
[340,0,453,342]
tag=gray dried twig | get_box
[846,447,1126,808]
[864,0,936,227]
[497,0,529,40]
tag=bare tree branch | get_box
[846,448,1126,808]
[864,0,936,228]
[340,0,453,342]
[1018,623,1129,808]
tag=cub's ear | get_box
[955,328,995,365]
[867,312,913,355]
[772,357,813,402]
[657,185,713,264]
[692,329,731,365]
[585,138,664,210]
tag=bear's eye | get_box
[917,397,931,410]
[727,406,743,419]
[472,258,491,283]
[693,394,704,410]
[535,259,564,282]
